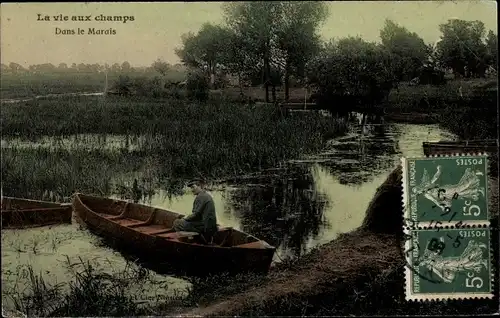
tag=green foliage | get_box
[185,70,210,101]
[436,19,492,77]
[1,95,348,199]
[380,19,430,81]
[175,23,231,80]
[485,30,498,68]
[4,258,174,317]
[306,37,395,113]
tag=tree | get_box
[1,63,9,73]
[219,30,258,95]
[380,19,430,81]
[275,2,328,101]
[485,30,498,69]
[223,2,283,102]
[9,62,25,73]
[121,61,131,72]
[306,37,395,114]
[152,58,170,76]
[436,19,488,78]
[175,23,231,86]
[111,63,121,72]
[222,2,327,103]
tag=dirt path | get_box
[183,230,402,316]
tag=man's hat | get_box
[187,178,205,187]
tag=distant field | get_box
[0,71,186,99]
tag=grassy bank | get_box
[386,78,497,112]
[2,257,191,317]
[385,78,498,141]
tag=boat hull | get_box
[422,140,499,156]
[72,193,276,275]
[1,197,72,229]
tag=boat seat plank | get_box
[131,225,168,234]
[234,241,266,249]
[104,214,123,220]
[114,218,144,227]
[147,228,174,235]
[156,231,200,239]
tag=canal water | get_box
[1,117,456,312]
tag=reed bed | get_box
[1,95,348,199]
[0,146,150,201]
[3,256,188,317]
[386,78,497,112]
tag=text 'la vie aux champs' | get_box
[37,14,135,23]
[38,14,135,35]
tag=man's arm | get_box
[184,195,206,222]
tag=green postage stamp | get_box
[404,227,493,300]
[402,154,490,227]
[402,153,494,301]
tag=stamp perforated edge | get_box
[403,225,495,301]
[402,152,494,301]
[401,152,490,229]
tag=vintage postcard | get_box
[1,1,498,317]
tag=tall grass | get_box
[387,78,497,112]
[0,146,154,201]
[3,256,188,317]
[1,95,348,198]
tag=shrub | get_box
[306,37,395,114]
[186,71,209,102]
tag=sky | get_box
[1,1,497,67]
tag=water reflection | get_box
[1,223,190,311]
[1,118,457,276]
[226,163,328,259]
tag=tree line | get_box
[3,2,497,106]
[174,2,497,103]
[1,60,186,76]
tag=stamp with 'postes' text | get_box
[401,153,494,301]
[402,154,489,227]
[403,227,493,301]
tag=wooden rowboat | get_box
[422,140,499,157]
[1,197,72,229]
[72,193,276,275]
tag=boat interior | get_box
[1,197,64,211]
[78,195,273,249]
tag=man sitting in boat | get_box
[172,179,218,243]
